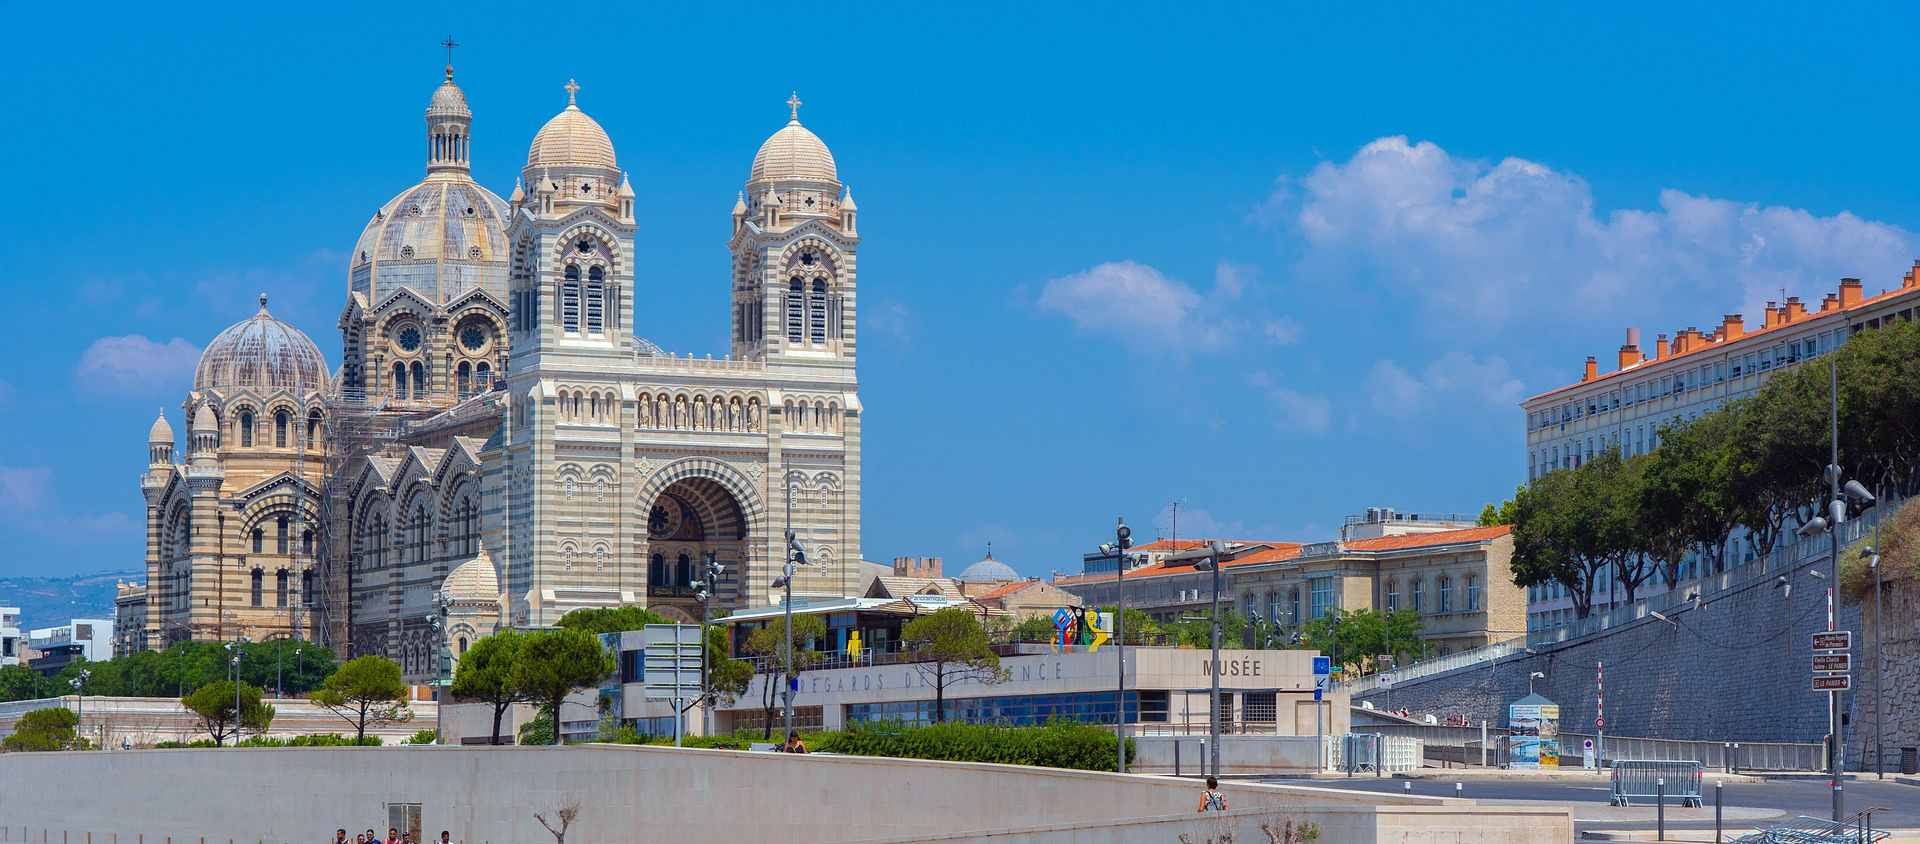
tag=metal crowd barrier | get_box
[1609,759,1704,807]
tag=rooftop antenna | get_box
[1155,497,1187,543]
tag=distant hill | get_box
[0,570,138,633]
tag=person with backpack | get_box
[1197,776,1228,812]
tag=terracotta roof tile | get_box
[1341,524,1511,551]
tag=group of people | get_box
[332,828,451,844]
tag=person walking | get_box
[334,830,348,844]
[1196,776,1228,812]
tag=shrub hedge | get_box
[152,733,382,748]
[816,721,1133,770]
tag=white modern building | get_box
[1,608,20,666]
[1520,270,1920,630]
[26,619,114,674]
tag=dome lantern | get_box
[426,64,474,176]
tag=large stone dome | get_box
[194,295,330,396]
[350,179,509,299]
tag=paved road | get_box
[1266,776,1919,837]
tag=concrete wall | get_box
[1855,573,1917,768]
[0,744,1571,844]
[1357,552,1862,746]
[1132,735,1322,776]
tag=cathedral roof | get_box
[441,550,501,603]
[751,107,837,184]
[351,179,509,294]
[194,295,330,397]
[528,81,617,171]
[427,70,470,118]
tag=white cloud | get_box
[0,465,51,511]
[1263,317,1303,345]
[1037,260,1302,356]
[75,335,201,396]
[1269,387,1332,434]
[1368,352,1526,422]
[1282,136,1920,326]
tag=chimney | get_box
[1906,261,1920,289]
[1654,333,1668,361]
[1839,277,1863,308]
[1582,356,1598,383]
[1819,294,1837,313]
[1720,314,1744,342]
[1762,302,1778,329]
[1618,328,1642,370]
[1786,297,1807,322]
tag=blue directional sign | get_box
[1312,656,1330,676]
[1312,656,1330,700]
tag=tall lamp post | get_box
[70,669,91,748]
[1174,540,1230,777]
[1861,543,1883,778]
[771,527,807,742]
[230,648,245,745]
[695,551,724,738]
[1097,518,1134,774]
[429,603,451,746]
[1792,353,1877,821]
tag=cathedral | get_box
[123,63,865,681]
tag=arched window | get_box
[301,530,313,556]
[413,505,428,564]
[410,361,425,397]
[586,266,605,334]
[392,363,407,399]
[475,362,491,391]
[307,410,322,444]
[458,636,469,655]
[276,569,289,607]
[648,553,668,586]
[1410,580,1424,615]
[786,278,804,342]
[457,361,472,398]
[251,528,264,554]
[1288,587,1300,625]
[809,279,828,344]
[676,553,693,588]
[1466,575,1480,612]
[276,515,289,554]
[239,411,254,447]
[1438,577,1453,613]
[562,265,581,333]
[301,569,314,605]
[274,411,289,447]
[250,568,264,607]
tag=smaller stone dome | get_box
[528,81,616,171]
[957,548,1018,583]
[751,121,836,183]
[194,295,330,396]
[192,403,217,432]
[148,410,174,444]
[427,71,470,117]
[442,550,501,603]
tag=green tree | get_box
[1172,608,1251,649]
[0,664,47,702]
[901,607,1010,723]
[1299,608,1427,672]
[181,680,274,746]
[1478,488,1523,526]
[451,629,534,745]
[311,655,413,743]
[1,706,85,751]
[741,615,826,739]
[517,712,555,746]
[702,623,753,710]
[1096,607,1163,646]
[1510,467,1603,617]
[512,628,615,746]
[554,606,670,634]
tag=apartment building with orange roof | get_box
[1520,269,1920,632]
[1052,509,1520,657]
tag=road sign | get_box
[1811,631,1852,651]
[1812,653,1851,672]
[1312,656,1330,676]
[1583,739,1594,749]
[1595,716,1605,730]
[641,624,704,702]
[1811,674,1850,692]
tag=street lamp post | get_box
[1793,354,1877,821]
[1529,671,1544,697]
[230,652,244,745]
[275,639,283,698]
[1097,518,1134,774]
[1177,540,1230,777]
[695,551,724,738]
[70,669,91,748]
[429,603,450,746]
[772,527,807,742]
[1862,543,1883,778]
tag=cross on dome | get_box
[787,92,802,122]
[441,35,458,79]
[565,78,580,106]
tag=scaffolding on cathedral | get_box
[311,378,482,657]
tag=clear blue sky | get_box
[5,1,1920,580]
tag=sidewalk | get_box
[1387,767,1766,784]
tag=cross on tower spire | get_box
[565,78,580,106]
[441,36,458,79]
[787,91,802,122]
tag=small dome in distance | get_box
[442,550,501,603]
[148,409,174,444]
[957,546,1018,583]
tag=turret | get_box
[148,409,175,466]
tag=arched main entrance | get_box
[642,476,747,620]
